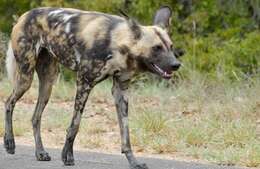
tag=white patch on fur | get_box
[73,47,81,64]
[62,14,77,23]
[65,22,71,33]
[54,22,59,27]
[6,42,17,85]
[48,9,64,17]
[49,9,77,22]
[48,46,57,58]
[40,35,44,44]
[35,41,41,55]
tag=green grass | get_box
[0,115,4,137]
[129,73,260,167]
[0,73,259,167]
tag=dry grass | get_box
[0,73,259,167]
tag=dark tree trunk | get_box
[248,0,260,25]
[124,0,132,10]
[177,0,193,19]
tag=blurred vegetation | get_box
[0,1,259,166]
[0,0,259,81]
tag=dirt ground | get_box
[0,99,206,164]
[0,79,259,168]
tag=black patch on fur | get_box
[85,38,112,60]
[118,45,136,70]
[24,8,46,37]
[21,63,30,73]
[82,18,122,61]
[119,10,142,40]
[128,19,142,40]
[126,56,135,70]
[154,29,169,51]
[136,57,150,72]
[119,45,130,55]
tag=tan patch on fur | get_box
[111,22,133,47]
[36,15,50,32]
[11,12,29,50]
[112,25,162,59]
[78,16,110,49]
[107,51,128,74]
[108,23,173,72]
[153,26,173,49]
[133,26,172,58]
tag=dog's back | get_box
[10,8,127,71]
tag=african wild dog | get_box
[4,6,182,169]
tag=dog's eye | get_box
[153,45,163,52]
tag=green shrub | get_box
[0,32,8,79]
[0,0,259,82]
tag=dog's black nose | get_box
[171,63,181,71]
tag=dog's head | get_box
[123,6,183,79]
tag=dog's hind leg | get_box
[112,76,148,169]
[4,42,35,154]
[32,49,59,161]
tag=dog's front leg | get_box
[62,74,93,166]
[112,76,148,169]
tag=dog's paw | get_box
[130,163,149,169]
[4,135,15,154]
[36,151,51,161]
[62,149,75,166]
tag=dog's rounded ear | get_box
[153,6,172,30]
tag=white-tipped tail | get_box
[6,41,17,85]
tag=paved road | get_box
[0,145,245,169]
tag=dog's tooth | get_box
[155,64,164,74]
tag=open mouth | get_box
[150,63,172,79]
